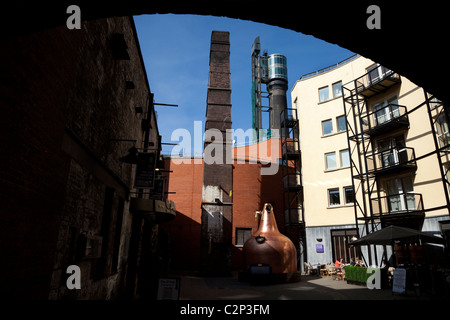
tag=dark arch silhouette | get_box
[5,1,448,102]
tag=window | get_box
[236,228,252,246]
[386,176,416,212]
[445,164,450,187]
[367,64,391,85]
[328,188,340,206]
[373,96,399,126]
[333,81,342,98]
[325,152,337,170]
[340,149,350,168]
[322,119,333,136]
[337,115,347,132]
[344,187,354,204]
[429,96,442,111]
[376,135,406,169]
[319,86,329,102]
[436,113,450,148]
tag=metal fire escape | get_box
[280,107,305,270]
[342,65,450,265]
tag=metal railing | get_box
[371,193,424,215]
[299,54,360,80]
[361,104,408,133]
[367,146,416,173]
[283,174,302,189]
[354,69,400,94]
[282,140,300,154]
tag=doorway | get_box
[331,229,361,264]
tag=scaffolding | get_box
[280,107,305,270]
[251,37,270,142]
[342,65,450,265]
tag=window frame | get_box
[235,228,252,247]
[328,188,341,207]
[325,152,337,170]
[319,86,330,102]
[332,81,343,98]
[340,149,350,168]
[344,186,355,204]
[322,119,333,136]
[436,112,450,148]
[337,115,347,132]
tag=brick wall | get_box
[231,162,285,269]
[1,23,81,299]
[1,16,151,299]
[162,157,286,271]
[161,159,204,270]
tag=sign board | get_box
[157,278,180,300]
[392,268,406,294]
[134,152,156,189]
[316,244,324,253]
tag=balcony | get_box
[354,68,401,98]
[438,133,450,153]
[371,193,425,229]
[282,140,301,160]
[281,108,299,128]
[284,207,303,225]
[283,173,302,191]
[361,104,409,137]
[366,147,417,176]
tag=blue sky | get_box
[133,14,355,156]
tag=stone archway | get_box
[5,2,448,101]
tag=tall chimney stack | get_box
[200,31,233,276]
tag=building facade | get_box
[291,55,450,266]
[161,138,287,272]
[1,16,174,299]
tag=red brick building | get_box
[161,138,289,272]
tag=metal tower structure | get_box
[280,106,305,271]
[251,37,288,142]
[251,37,268,142]
[342,65,450,265]
[251,37,305,270]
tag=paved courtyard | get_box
[176,272,431,300]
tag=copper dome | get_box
[243,203,297,274]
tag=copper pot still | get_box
[243,203,297,274]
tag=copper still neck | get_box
[257,204,279,234]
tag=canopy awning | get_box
[349,225,445,246]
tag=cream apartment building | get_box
[291,54,449,266]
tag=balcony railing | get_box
[354,68,401,98]
[361,104,409,135]
[371,193,424,216]
[367,146,416,175]
[283,174,302,190]
[284,207,302,225]
[438,134,450,150]
[282,140,300,157]
[281,108,299,128]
